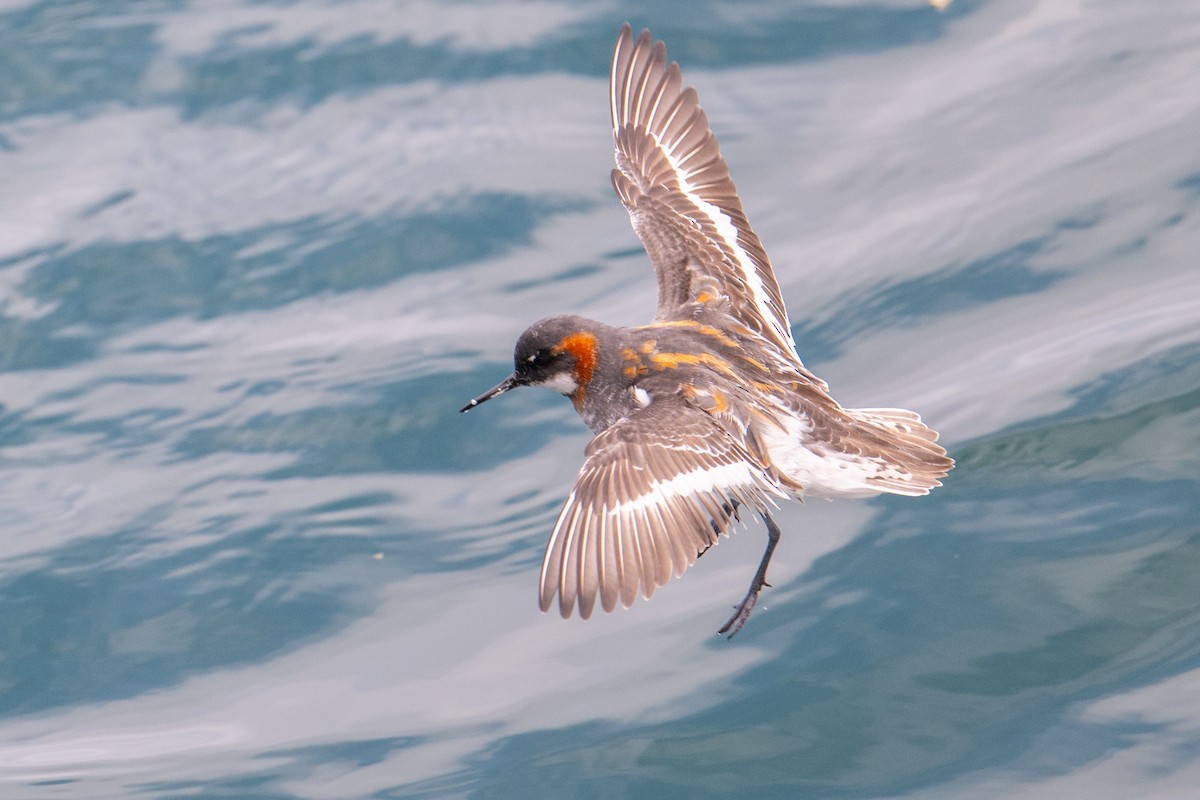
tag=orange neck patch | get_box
[553,332,599,408]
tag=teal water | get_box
[2,1,1200,797]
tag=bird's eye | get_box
[528,350,552,366]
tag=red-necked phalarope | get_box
[463,25,952,636]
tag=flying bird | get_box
[462,24,952,636]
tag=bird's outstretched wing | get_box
[539,397,784,619]
[610,24,798,359]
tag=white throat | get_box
[538,372,579,396]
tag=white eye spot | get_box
[632,386,651,408]
[526,354,537,363]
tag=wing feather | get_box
[610,24,798,358]
[539,399,785,619]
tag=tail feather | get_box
[846,408,954,496]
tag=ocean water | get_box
[2,0,1199,797]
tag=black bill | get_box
[460,375,519,413]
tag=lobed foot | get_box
[717,580,771,638]
[717,510,781,639]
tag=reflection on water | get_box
[1,0,1199,797]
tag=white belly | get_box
[758,413,899,499]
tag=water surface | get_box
[2,0,1199,797]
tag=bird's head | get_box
[460,316,600,412]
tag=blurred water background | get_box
[2,0,1199,797]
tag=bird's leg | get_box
[717,510,781,638]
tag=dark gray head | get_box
[460,316,601,412]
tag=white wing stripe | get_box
[645,125,793,350]
[604,460,780,516]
